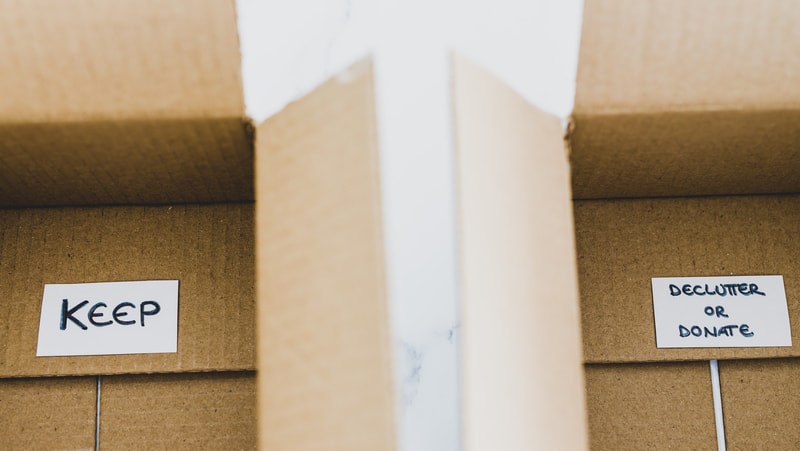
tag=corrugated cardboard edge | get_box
[453,55,588,451]
[255,58,396,451]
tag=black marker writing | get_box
[669,283,765,297]
[59,298,161,330]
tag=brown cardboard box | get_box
[0,1,256,449]
[451,0,800,449]
[256,60,397,451]
[568,0,800,449]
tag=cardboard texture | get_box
[0,203,255,377]
[100,372,256,449]
[0,1,256,448]
[0,376,97,450]
[0,119,253,207]
[256,60,396,451]
[572,1,800,448]
[0,0,252,206]
[585,362,717,450]
[719,359,800,449]
[575,194,800,363]
[570,0,800,199]
[453,57,587,451]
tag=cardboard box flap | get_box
[574,0,800,115]
[0,0,243,122]
[453,56,587,450]
[0,0,252,207]
[0,203,255,377]
[256,59,396,451]
[570,0,800,199]
[576,195,800,364]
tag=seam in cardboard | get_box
[572,101,800,116]
[563,116,575,162]
[95,376,101,451]
[572,189,800,204]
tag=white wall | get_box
[237,0,583,122]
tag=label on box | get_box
[652,275,791,348]
[36,280,179,357]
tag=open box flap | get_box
[0,0,243,122]
[256,59,396,451]
[0,0,252,206]
[570,0,800,199]
[453,56,588,451]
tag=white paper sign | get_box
[651,275,792,348]
[36,280,179,357]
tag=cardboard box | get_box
[256,61,397,451]
[570,0,800,449]
[14,0,784,449]
[0,1,256,448]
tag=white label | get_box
[36,280,179,357]
[652,275,792,348]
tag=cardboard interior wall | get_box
[0,0,256,448]
[256,60,396,451]
[571,0,800,449]
[453,57,587,451]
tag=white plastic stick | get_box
[709,360,726,451]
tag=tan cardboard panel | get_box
[0,0,243,122]
[256,59,396,450]
[576,195,800,363]
[575,0,800,114]
[0,118,253,207]
[453,56,587,451]
[570,110,800,199]
[0,376,96,450]
[719,358,800,449]
[0,203,254,376]
[585,362,717,450]
[100,371,255,449]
